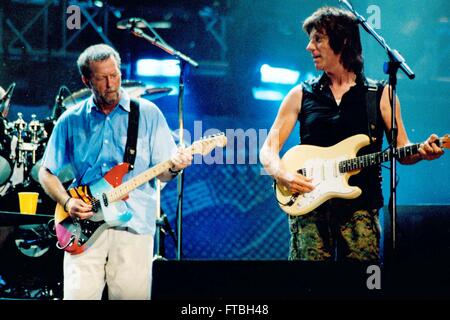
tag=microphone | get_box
[162,214,177,243]
[117,18,172,30]
[116,17,146,30]
[156,211,177,243]
[51,86,65,120]
[0,82,16,118]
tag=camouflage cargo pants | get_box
[288,202,381,262]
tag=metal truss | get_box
[0,0,120,60]
[0,1,231,77]
[198,4,228,62]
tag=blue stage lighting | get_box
[260,64,300,85]
[136,59,180,77]
[252,87,285,101]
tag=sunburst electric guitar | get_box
[275,134,449,216]
[55,134,227,254]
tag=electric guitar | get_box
[55,134,227,254]
[275,134,449,216]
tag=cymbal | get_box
[142,87,173,100]
[15,224,52,257]
[61,88,90,108]
[0,86,5,99]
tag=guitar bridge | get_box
[91,199,100,212]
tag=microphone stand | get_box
[154,178,167,261]
[126,20,199,260]
[339,1,415,260]
[0,82,16,118]
[176,59,186,260]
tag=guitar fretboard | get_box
[339,142,424,173]
[101,133,226,203]
[107,160,173,203]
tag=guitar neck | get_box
[339,140,440,173]
[107,160,173,202]
[102,133,228,203]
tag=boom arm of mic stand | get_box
[339,0,415,79]
[131,28,199,68]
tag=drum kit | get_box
[0,80,173,196]
[0,81,172,299]
[0,112,52,191]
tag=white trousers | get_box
[63,228,154,300]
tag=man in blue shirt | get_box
[39,44,192,299]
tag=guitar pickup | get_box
[102,193,109,207]
[91,199,100,213]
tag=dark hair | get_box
[77,44,121,78]
[303,6,363,73]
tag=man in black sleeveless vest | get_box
[260,7,443,262]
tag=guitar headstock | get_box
[441,134,450,149]
[190,133,227,155]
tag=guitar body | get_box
[54,163,133,255]
[52,134,228,254]
[276,134,371,216]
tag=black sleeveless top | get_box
[299,73,386,210]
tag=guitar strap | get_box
[365,78,380,144]
[124,98,140,171]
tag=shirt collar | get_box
[314,71,366,92]
[86,88,131,114]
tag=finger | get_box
[297,177,315,189]
[289,183,303,194]
[171,157,182,166]
[300,185,314,193]
[178,147,190,156]
[181,154,193,163]
[301,183,315,192]
[78,205,93,213]
[178,154,190,163]
[430,142,442,154]
[294,173,312,181]
[68,207,93,220]
[183,155,193,164]
[76,211,94,220]
[418,148,428,159]
[75,199,92,210]
[424,141,434,153]
[429,133,438,142]
[174,154,192,168]
[295,180,314,192]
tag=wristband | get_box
[169,167,181,176]
[63,197,72,212]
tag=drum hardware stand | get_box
[153,179,177,261]
[118,17,199,260]
[153,178,165,261]
[13,113,29,184]
[13,113,38,186]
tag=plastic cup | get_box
[18,192,39,214]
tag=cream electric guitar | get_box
[55,134,227,254]
[275,134,449,216]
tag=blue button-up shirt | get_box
[41,89,177,235]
